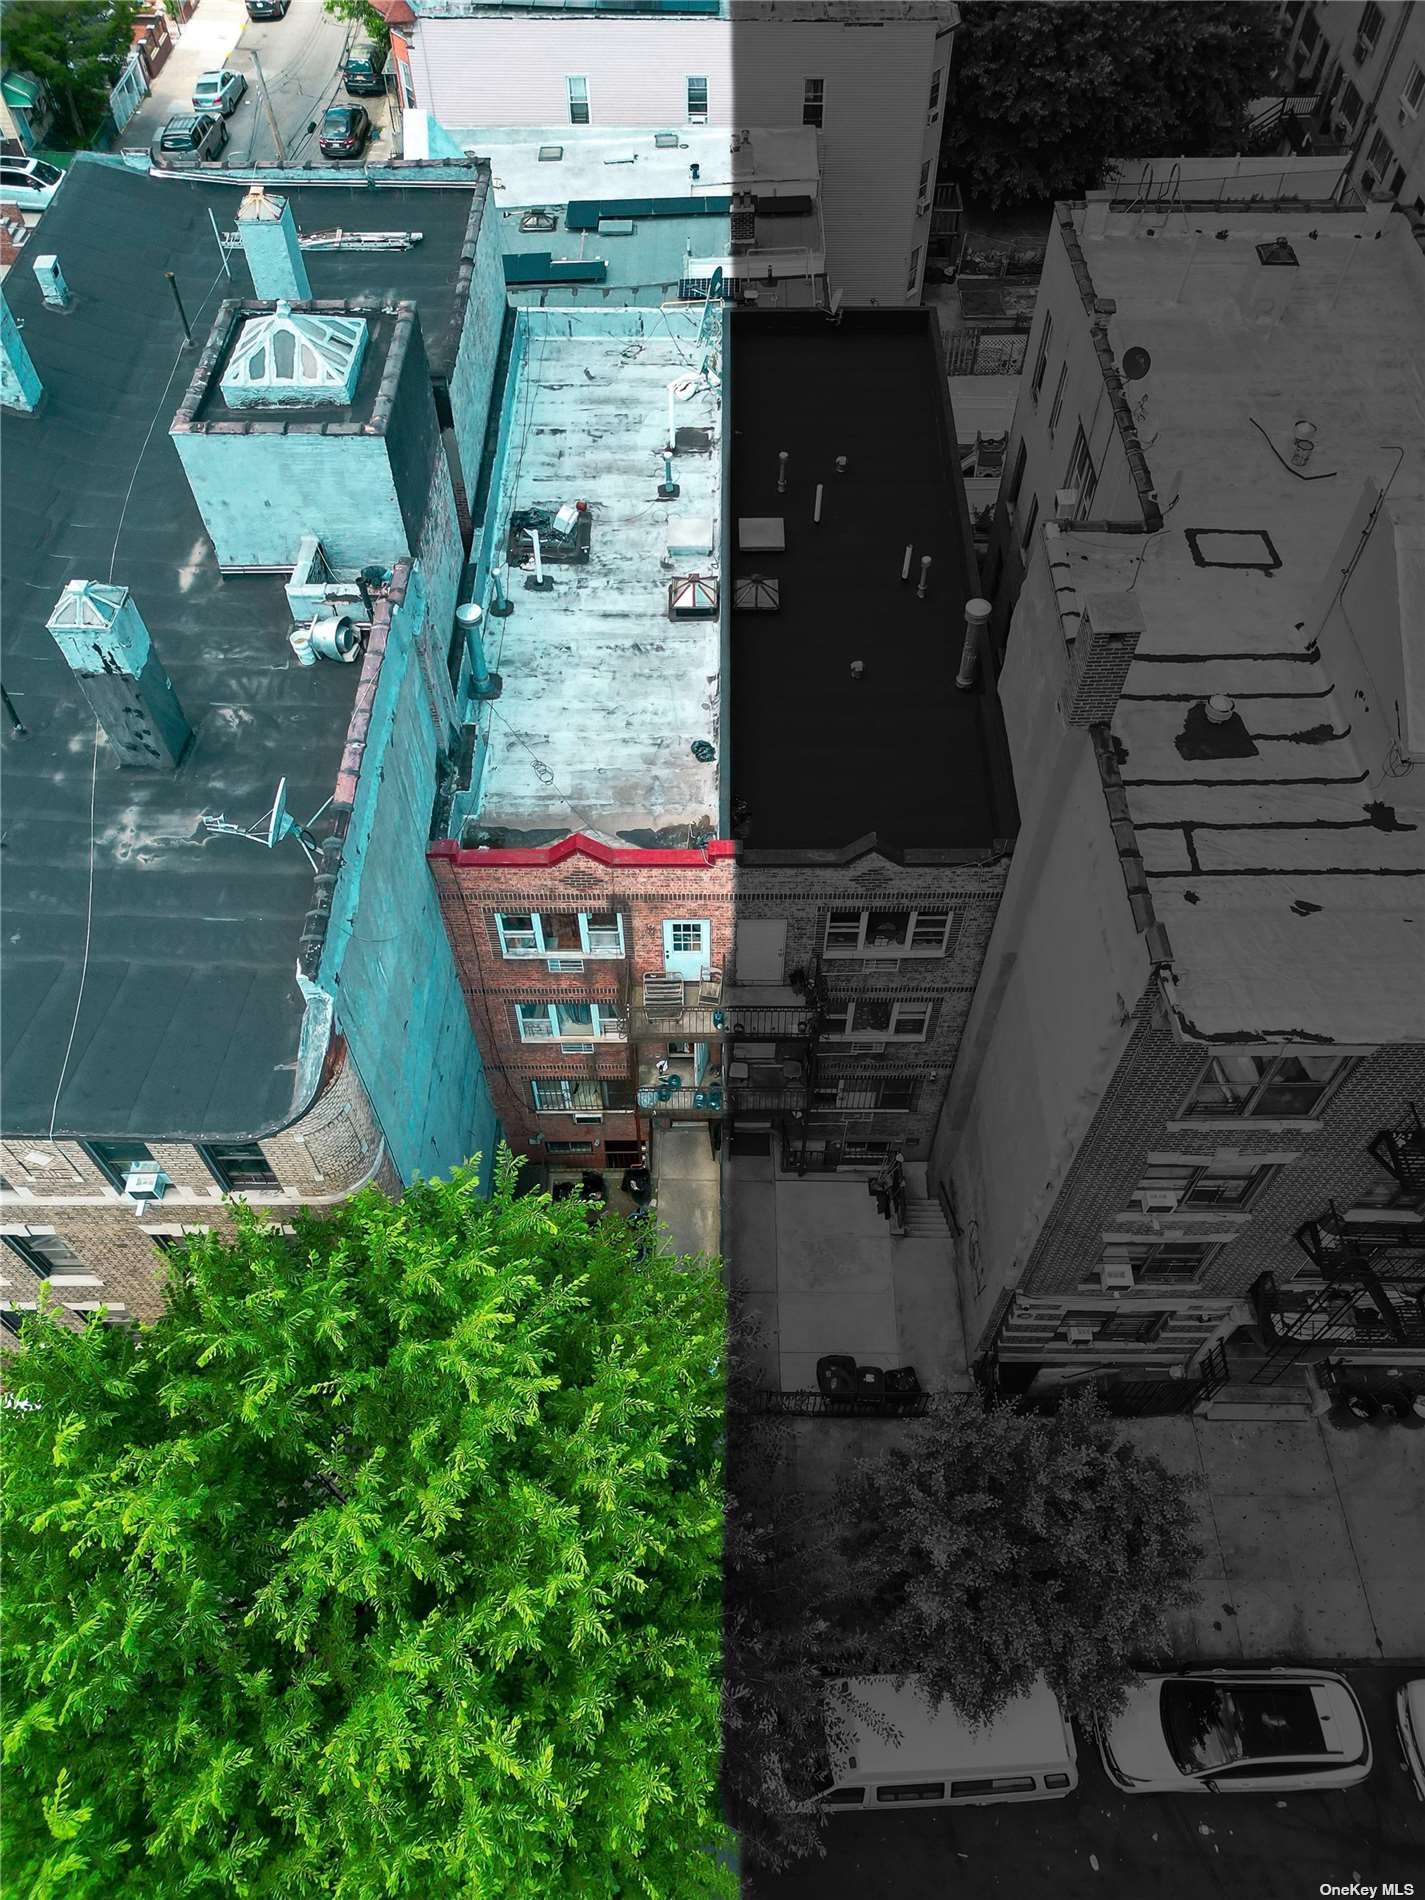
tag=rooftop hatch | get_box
[220,300,368,409]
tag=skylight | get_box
[220,301,368,408]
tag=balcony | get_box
[636,1055,724,1115]
[1296,1198,1425,1274]
[1251,1267,1425,1357]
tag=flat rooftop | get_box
[471,125,819,208]
[1059,203,1425,1043]
[730,310,1018,853]
[0,159,491,1139]
[468,309,722,845]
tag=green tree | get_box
[0,0,142,147]
[944,2,1285,208]
[837,1394,1203,1725]
[321,0,390,47]
[1,1156,732,1899]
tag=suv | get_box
[342,40,388,97]
[152,113,227,168]
[0,156,63,214]
[245,0,290,17]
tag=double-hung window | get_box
[1029,314,1053,404]
[1047,362,1068,439]
[567,77,590,125]
[199,1142,279,1192]
[495,911,625,960]
[1357,1,1384,54]
[823,909,953,957]
[1402,61,1425,117]
[803,78,824,127]
[815,1077,920,1112]
[1064,1308,1165,1344]
[687,75,708,122]
[515,1002,624,1044]
[906,246,922,294]
[1134,1159,1271,1209]
[1062,424,1097,519]
[1180,1048,1352,1120]
[3,1231,87,1278]
[83,1139,156,1191]
[927,68,942,121]
[822,998,931,1041]
[1338,79,1365,132]
[1105,1241,1220,1287]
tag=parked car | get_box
[1398,1679,1425,1800]
[192,70,247,118]
[0,156,63,214]
[244,0,290,18]
[318,105,371,161]
[342,39,388,97]
[152,113,227,168]
[1095,1668,1372,1795]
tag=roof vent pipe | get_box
[1204,694,1236,724]
[956,597,992,692]
[237,186,312,304]
[32,254,70,310]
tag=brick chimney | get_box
[46,582,191,769]
[1061,591,1144,727]
[237,186,311,303]
[0,289,41,413]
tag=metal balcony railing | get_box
[1368,1104,1425,1200]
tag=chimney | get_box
[237,186,311,303]
[0,289,42,412]
[1062,591,1144,727]
[46,582,191,769]
[32,254,71,309]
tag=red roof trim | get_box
[428,832,736,869]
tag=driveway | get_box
[743,1665,1425,1899]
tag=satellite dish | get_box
[708,265,724,301]
[266,775,292,849]
[1122,345,1152,382]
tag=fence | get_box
[946,326,1029,376]
[754,1387,931,1420]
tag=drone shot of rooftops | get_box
[1,2,1423,1896]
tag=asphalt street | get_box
[744,1668,1425,1899]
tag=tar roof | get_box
[1054,204,1425,1044]
[0,158,487,1140]
[474,125,819,208]
[730,311,1017,853]
[468,310,722,844]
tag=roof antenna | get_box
[201,776,331,871]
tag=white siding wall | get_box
[409,15,950,303]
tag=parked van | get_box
[808,1676,1078,1812]
[342,41,388,98]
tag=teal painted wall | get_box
[449,172,508,500]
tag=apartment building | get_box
[1280,0,1425,216]
[392,0,956,304]
[0,161,505,1335]
[934,194,1425,1412]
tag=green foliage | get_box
[322,0,391,47]
[0,0,142,147]
[944,2,1286,207]
[0,1154,732,1898]
[837,1394,1203,1725]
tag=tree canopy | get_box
[943,2,1286,208]
[837,1394,1202,1726]
[0,1156,732,1899]
[0,0,141,146]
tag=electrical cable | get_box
[1248,415,1339,481]
[47,723,100,1140]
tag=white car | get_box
[192,70,247,118]
[1398,1679,1425,1800]
[1095,1668,1372,1794]
[0,156,64,214]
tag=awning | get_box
[2,71,45,110]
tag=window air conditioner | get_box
[1353,35,1372,62]
[546,957,584,973]
[1065,1324,1096,1345]
[1099,1261,1136,1291]
[916,196,931,217]
[1054,487,1080,522]
[123,1164,170,1204]
[1136,1189,1180,1213]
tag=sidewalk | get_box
[1127,1413,1425,1661]
[123,0,248,151]
[651,1123,719,1262]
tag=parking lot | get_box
[744,1668,1425,1899]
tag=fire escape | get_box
[1247,1107,1425,1384]
[722,961,830,1168]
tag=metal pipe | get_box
[902,545,913,582]
[956,597,992,691]
[531,531,545,587]
[917,554,932,599]
[1,682,26,735]
[164,271,192,346]
[813,482,823,523]
[777,450,789,493]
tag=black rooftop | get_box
[0,160,486,1140]
[730,311,1018,854]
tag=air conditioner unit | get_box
[560,1042,595,1055]
[916,196,931,217]
[1353,35,1372,61]
[1136,1189,1181,1213]
[1099,1261,1136,1291]
[1054,487,1080,522]
[546,956,584,973]
[123,1164,170,1204]
[1065,1324,1096,1345]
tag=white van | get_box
[809,1675,1078,1812]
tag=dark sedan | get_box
[244,0,290,18]
[318,105,371,161]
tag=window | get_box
[814,1077,921,1112]
[515,1003,623,1042]
[1338,79,1364,130]
[1029,314,1053,403]
[495,911,625,959]
[1357,2,1383,52]
[531,1078,634,1113]
[1297,11,1319,55]
[1062,424,1098,519]
[1063,1308,1165,1343]
[927,68,942,121]
[400,61,416,109]
[1103,1241,1219,1287]
[1047,362,1068,438]
[906,245,922,293]
[200,1142,279,1192]
[1402,61,1425,116]
[545,1141,595,1155]
[823,998,932,1041]
[823,909,952,956]
[1,1308,28,1338]
[803,78,824,127]
[3,1232,86,1278]
[1365,129,1393,183]
[1007,440,1028,505]
[822,1787,865,1807]
[686,75,708,121]
[918,159,932,200]
[1181,1049,1351,1120]
[1020,495,1039,553]
[1133,1159,1272,1209]
[83,1139,155,1191]
[876,1782,944,1803]
[567,76,590,125]
[949,1776,1037,1799]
